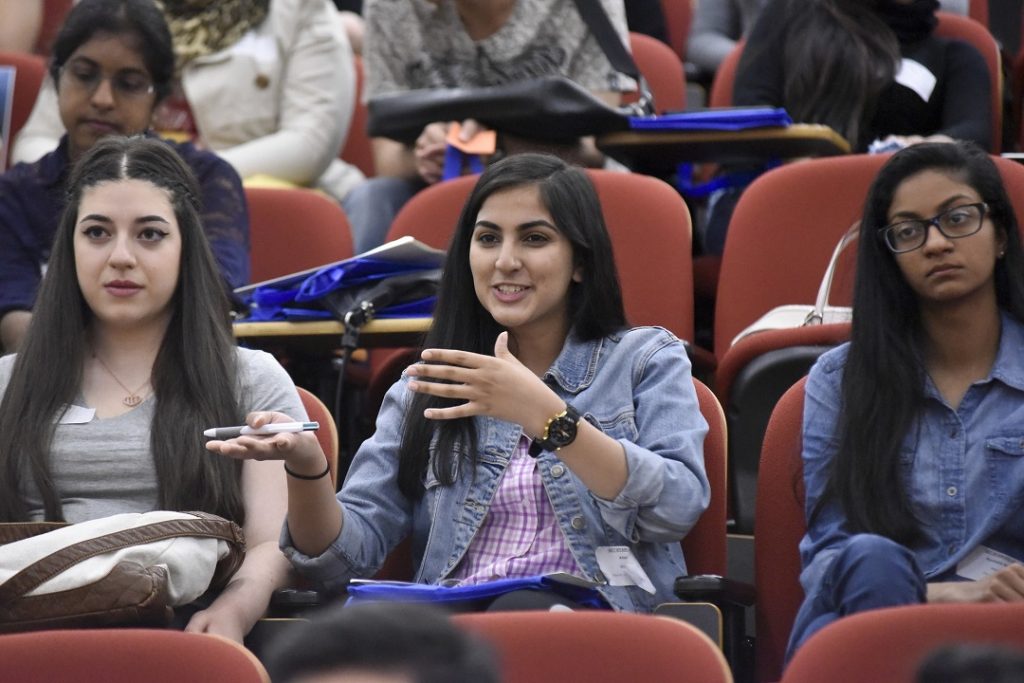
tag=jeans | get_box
[341,176,425,254]
[786,534,926,662]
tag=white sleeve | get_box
[215,0,354,185]
[12,75,63,164]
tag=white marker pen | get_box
[204,421,319,439]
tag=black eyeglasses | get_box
[59,63,154,100]
[879,202,989,254]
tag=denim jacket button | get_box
[571,516,586,530]
[550,464,565,478]
[946,486,957,497]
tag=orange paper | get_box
[446,123,497,155]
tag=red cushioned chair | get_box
[753,377,809,683]
[782,602,1024,683]
[296,386,339,487]
[0,50,46,166]
[244,186,354,283]
[455,611,734,683]
[339,55,375,178]
[387,169,696,340]
[659,0,694,62]
[934,11,1002,153]
[0,629,270,683]
[628,31,686,113]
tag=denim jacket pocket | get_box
[984,435,1024,505]
[985,435,1024,458]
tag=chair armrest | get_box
[674,573,756,607]
[267,588,326,617]
[683,341,717,383]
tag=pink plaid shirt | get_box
[452,436,581,585]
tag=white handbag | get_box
[730,224,858,348]
[0,510,245,632]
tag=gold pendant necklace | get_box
[92,353,151,407]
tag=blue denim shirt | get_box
[800,313,1024,596]
[281,326,710,612]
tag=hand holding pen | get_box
[204,412,327,475]
[204,421,319,439]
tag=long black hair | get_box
[50,0,175,104]
[816,141,1024,543]
[0,136,245,522]
[746,0,903,149]
[395,154,627,499]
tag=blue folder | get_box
[235,237,443,323]
[629,107,792,132]
[345,575,609,609]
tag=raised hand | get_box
[405,331,565,436]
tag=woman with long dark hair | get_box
[792,141,1024,657]
[735,0,990,152]
[0,136,301,640]
[0,0,249,352]
[209,153,710,612]
[698,0,993,256]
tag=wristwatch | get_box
[528,404,582,457]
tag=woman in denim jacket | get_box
[208,153,710,612]
[791,141,1024,658]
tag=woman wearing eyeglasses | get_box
[789,141,1024,661]
[0,0,249,352]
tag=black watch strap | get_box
[528,404,582,457]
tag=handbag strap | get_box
[569,0,653,114]
[0,522,68,546]
[0,512,244,603]
[805,222,860,325]
[569,0,638,79]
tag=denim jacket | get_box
[281,326,710,612]
[800,313,1024,596]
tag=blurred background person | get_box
[13,0,365,205]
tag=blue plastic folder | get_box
[234,237,444,322]
[345,574,609,609]
[629,107,792,132]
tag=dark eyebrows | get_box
[66,55,150,77]
[77,214,170,225]
[474,219,558,231]
[889,194,978,221]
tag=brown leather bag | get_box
[0,511,245,633]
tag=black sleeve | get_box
[332,0,362,12]
[732,0,789,107]
[625,0,668,44]
[935,39,992,150]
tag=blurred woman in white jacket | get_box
[14,0,364,203]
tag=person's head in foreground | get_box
[263,602,500,683]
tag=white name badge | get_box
[595,546,656,594]
[956,545,1018,580]
[57,404,95,425]
[894,58,937,103]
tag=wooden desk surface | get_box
[597,124,851,173]
[234,317,432,352]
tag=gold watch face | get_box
[547,416,577,447]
